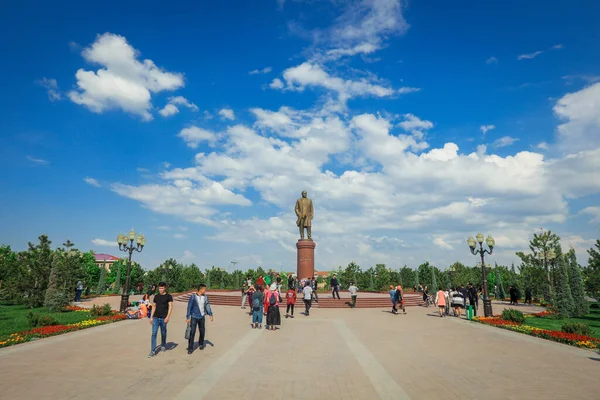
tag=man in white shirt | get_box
[348,282,358,308]
[302,282,313,316]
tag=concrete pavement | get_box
[0,295,598,400]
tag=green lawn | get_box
[0,304,91,337]
[525,306,600,338]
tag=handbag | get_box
[184,323,191,340]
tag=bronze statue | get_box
[295,190,314,240]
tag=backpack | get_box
[269,292,277,306]
[252,296,261,310]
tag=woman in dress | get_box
[435,287,446,317]
[266,284,281,331]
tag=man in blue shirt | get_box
[186,284,214,354]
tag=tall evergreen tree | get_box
[114,261,122,293]
[496,267,506,299]
[553,253,575,318]
[96,261,107,294]
[431,267,438,290]
[585,239,600,301]
[566,249,588,317]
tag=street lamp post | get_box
[467,233,495,317]
[117,229,146,312]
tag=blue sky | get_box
[1,0,599,272]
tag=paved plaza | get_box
[0,296,598,400]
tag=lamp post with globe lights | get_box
[467,233,495,317]
[117,229,146,312]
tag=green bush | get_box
[561,321,592,336]
[90,303,112,317]
[501,309,525,324]
[27,311,59,328]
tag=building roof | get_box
[315,271,330,277]
[93,253,121,262]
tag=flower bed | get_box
[0,309,125,348]
[474,315,600,349]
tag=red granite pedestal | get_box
[296,239,316,279]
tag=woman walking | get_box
[450,287,465,317]
[251,285,264,329]
[266,284,281,330]
[435,287,446,317]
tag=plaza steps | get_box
[175,292,424,309]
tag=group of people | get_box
[427,284,481,318]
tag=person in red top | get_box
[285,287,297,318]
[256,276,265,287]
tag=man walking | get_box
[303,281,313,316]
[74,280,84,302]
[467,283,478,316]
[186,284,214,354]
[311,277,319,303]
[330,274,341,299]
[149,282,173,358]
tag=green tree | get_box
[431,267,439,290]
[585,239,600,301]
[22,235,54,307]
[341,262,360,288]
[399,266,414,288]
[517,230,560,304]
[566,248,588,317]
[81,251,100,292]
[96,262,107,294]
[374,264,390,291]
[553,251,575,318]
[496,266,506,299]
[414,269,419,289]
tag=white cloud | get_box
[517,50,544,60]
[249,66,273,75]
[492,136,519,148]
[158,96,198,117]
[26,156,49,166]
[398,113,433,139]
[218,108,235,120]
[177,126,217,149]
[551,44,564,50]
[37,78,61,101]
[553,82,600,153]
[316,0,409,60]
[180,250,196,263]
[91,238,117,247]
[485,57,498,65]
[68,33,184,121]
[276,62,398,104]
[158,104,178,117]
[270,78,284,89]
[397,87,420,94]
[536,142,549,150]
[173,233,186,239]
[480,125,495,135]
[433,236,454,250]
[84,177,101,187]
[580,206,600,223]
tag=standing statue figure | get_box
[295,190,314,240]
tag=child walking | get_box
[285,286,297,318]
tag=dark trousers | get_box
[286,304,294,316]
[188,317,205,351]
[74,289,83,302]
[332,286,340,299]
[351,295,357,308]
[312,289,319,302]
[304,299,311,314]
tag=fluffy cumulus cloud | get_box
[177,126,217,148]
[68,33,184,121]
